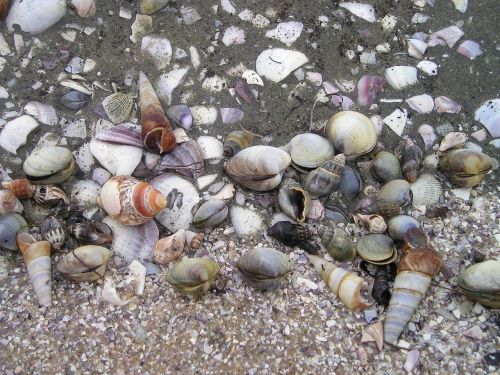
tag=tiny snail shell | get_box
[223,130,255,157]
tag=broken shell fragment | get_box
[0,115,39,155]
[57,245,111,282]
[24,101,58,126]
[165,258,220,295]
[384,66,418,90]
[0,189,23,214]
[438,132,467,153]
[154,229,186,265]
[255,48,309,83]
[6,0,66,34]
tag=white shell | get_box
[103,216,159,261]
[126,260,146,296]
[150,174,200,231]
[23,102,58,126]
[418,124,437,150]
[220,108,244,124]
[339,2,376,22]
[130,14,152,44]
[451,0,468,12]
[201,76,227,93]
[190,106,218,125]
[383,108,408,137]
[417,60,438,76]
[265,21,303,46]
[89,139,142,176]
[406,94,434,114]
[242,70,264,86]
[196,136,224,161]
[384,66,418,90]
[230,205,263,238]
[434,96,461,114]
[210,183,235,200]
[0,115,39,154]
[70,0,96,17]
[141,36,172,70]
[155,67,189,105]
[410,174,442,207]
[6,0,67,34]
[407,39,427,59]
[102,93,134,124]
[221,0,236,14]
[256,48,309,83]
[70,180,101,209]
[73,143,94,173]
[457,40,483,60]
[287,133,333,169]
[62,118,87,139]
[222,25,246,46]
[474,99,500,138]
[197,174,218,190]
[428,26,464,48]
[102,277,130,306]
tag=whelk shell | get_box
[57,246,111,282]
[266,221,312,247]
[23,146,76,184]
[376,179,412,217]
[303,155,345,199]
[165,258,220,295]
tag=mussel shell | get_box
[287,133,333,170]
[60,90,91,110]
[165,258,220,294]
[223,130,255,157]
[303,160,343,199]
[326,111,377,160]
[23,146,75,184]
[371,151,402,182]
[355,234,396,264]
[439,149,494,187]
[320,227,356,262]
[376,179,412,217]
[56,245,111,282]
[0,213,28,250]
[236,247,294,290]
[278,179,311,222]
[387,215,419,241]
[337,165,363,200]
[156,140,205,179]
[457,260,500,308]
[266,221,312,247]
[192,199,228,229]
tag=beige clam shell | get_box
[287,133,333,170]
[102,92,134,124]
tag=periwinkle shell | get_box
[267,221,312,247]
[0,213,28,250]
[320,227,356,262]
[165,258,220,294]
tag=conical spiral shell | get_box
[165,258,220,294]
[16,232,52,307]
[57,245,111,282]
[266,221,312,247]
[98,175,167,225]
[308,254,372,311]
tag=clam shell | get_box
[6,0,66,33]
[438,132,467,153]
[287,133,333,170]
[102,93,134,124]
[89,139,143,176]
[60,90,91,110]
[355,234,396,264]
[326,111,377,160]
[457,260,500,308]
[439,149,493,187]
[23,146,75,184]
[57,246,111,282]
[167,104,192,130]
[0,213,28,250]
[192,199,228,229]
[387,215,419,241]
[165,258,220,294]
[156,139,205,179]
[0,190,23,214]
[303,159,343,199]
[236,247,294,290]
[410,174,442,207]
[371,151,402,182]
[95,123,143,148]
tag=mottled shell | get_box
[165,258,220,294]
[0,189,23,214]
[287,133,333,170]
[303,156,344,199]
[355,234,396,265]
[0,213,28,250]
[410,174,443,207]
[102,92,134,124]
[353,214,387,234]
[154,229,186,265]
[439,149,493,187]
[457,260,500,308]
[56,246,111,282]
[40,216,66,250]
[278,179,311,222]
[376,179,412,217]
[23,146,75,184]
[326,111,377,160]
[320,227,356,262]
[223,131,255,157]
[387,215,419,241]
[192,199,228,229]
[371,151,402,182]
[68,220,113,245]
[236,247,294,290]
[156,140,205,179]
[225,146,292,191]
[266,221,312,247]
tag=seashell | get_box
[151,174,201,231]
[41,217,66,250]
[361,322,384,352]
[59,79,93,95]
[210,183,235,200]
[325,111,377,160]
[60,90,91,110]
[0,115,39,155]
[33,184,70,205]
[428,25,464,48]
[451,0,468,12]
[57,245,111,282]
[355,234,396,265]
[222,25,246,46]
[154,229,186,265]
[167,104,192,130]
[256,48,309,83]
[406,94,434,114]
[387,215,419,241]
[101,277,131,306]
[353,214,387,234]
[139,71,176,154]
[156,67,189,106]
[0,0,10,21]
[138,0,168,15]
[70,180,100,210]
[303,155,345,199]
[196,136,224,162]
[410,173,443,207]
[376,179,412,217]
[125,260,147,296]
[384,248,443,344]
[6,0,66,34]
[286,133,333,171]
[266,221,312,247]
[417,60,438,76]
[265,21,303,46]
[230,205,264,238]
[397,138,423,183]
[95,123,142,148]
[237,247,294,290]
[220,108,244,124]
[156,139,205,179]
[434,96,461,114]
[130,14,152,44]
[370,263,397,307]
[418,124,437,150]
[402,227,431,253]
[68,217,112,246]
[234,78,259,105]
[24,102,58,126]
[0,189,23,214]
[338,165,363,200]
[308,254,372,311]
[339,2,376,22]
[192,199,228,229]
[371,151,402,182]
[384,66,418,90]
[165,258,220,294]
[278,179,311,222]
[23,146,75,184]
[319,227,356,262]
[357,74,384,106]
[186,231,203,250]
[383,108,408,137]
[0,213,28,250]
[190,106,218,125]
[438,131,467,153]
[474,99,500,138]
[89,139,143,176]
[457,260,500,309]
[439,149,493,187]
[102,93,134,124]
[226,146,291,191]
[98,176,167,225]
[407,38,427,59]
[69,0,95,17]
[223,131,255,157]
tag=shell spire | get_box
[16,231,52,307]
[384,247,442,345]
[139,71,176,154]
[308,254,372,311]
